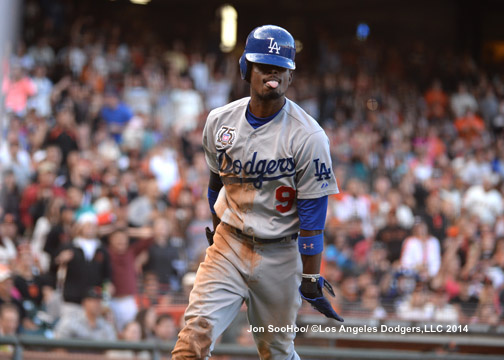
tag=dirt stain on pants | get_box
[171,317,213,360]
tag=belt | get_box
[222,222,298,244]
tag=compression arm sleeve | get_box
[297,196,328,231]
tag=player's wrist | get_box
[302,273,320,281]
[300,277,321,298]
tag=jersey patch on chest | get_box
[217,126,236,148]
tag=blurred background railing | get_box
[0,335,504,360]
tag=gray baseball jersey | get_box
[203,97,339,239]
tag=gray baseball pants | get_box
[172,222,302,360]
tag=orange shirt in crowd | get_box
[425,88,448,119]
[454,113,485,142]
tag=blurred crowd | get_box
[0,0,504,346]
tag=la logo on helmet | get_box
[267,38,281,54]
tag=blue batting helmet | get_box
[239,25,296,81]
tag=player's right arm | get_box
[208,170,223,230]
[202,111,222,243]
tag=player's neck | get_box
[248,96,285,118]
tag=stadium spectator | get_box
[431,289,459,323]
[375,210,409,264]
[400,219,441,279]
[153,313,177,342]
[0,131,33,190]
[204,68,233,111]
[451,83,478,119]
[127,178,165,227]
[4,65,36,116]
[100,90,134,144]
[333,178,373,237]
[123,73,152,116]
[19,161,65,229]
[0,265,24,325]
[472,277,500,325]
[419,193,448,242]
[54,287,116,340]
[0,170,21,219]
[324,231,355,271]
[0,303,19,337]
[27,65,52,118]
[135,307,157,340]
[136,272,163,309]
[54,212,111,316]
[0,304,18,354]
[0,216,18,265]
[144,217,184,290]
[397,283,433,321]
[31,196,66,272]
[188,53,210,93]
[450,279,479,320]
[44,107,79,166]
[185,198,213,264]
[12,243,45,333]
[43,202,74,265]
[454,110,485,145]
[479,87,499,127]
[168,75,204,135]
[463,173,503,225]
[11,42,35,71]
[28,37,55,67]
[357,284,387,319]
[106,320,150,359]
[424,79,448,121]
[108,227,153,331]
[147,143,181,195]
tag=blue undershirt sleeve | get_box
[297,196,328,231]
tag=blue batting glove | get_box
[299,276,344,322]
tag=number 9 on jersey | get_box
[275,186,296,213]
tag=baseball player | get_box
[172,25,343,360]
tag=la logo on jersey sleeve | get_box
[313,158,331,188]
[217,126,236,148]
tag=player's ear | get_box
[288,70,294,85]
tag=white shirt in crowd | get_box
[333,193,373,237]
[400,235,441,277]
[450,92,478,119]
[28,76,53,117]
[463,185,503,225]
[170,88,204,135]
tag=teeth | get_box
[266,80,279,89]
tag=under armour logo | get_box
[303,243,314,250]
[268,37,281,54]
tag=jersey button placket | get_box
[247,133,255,153]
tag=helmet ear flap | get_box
[244,60,252,82]
[239,55,252,82]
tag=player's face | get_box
[250,63,292,101]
